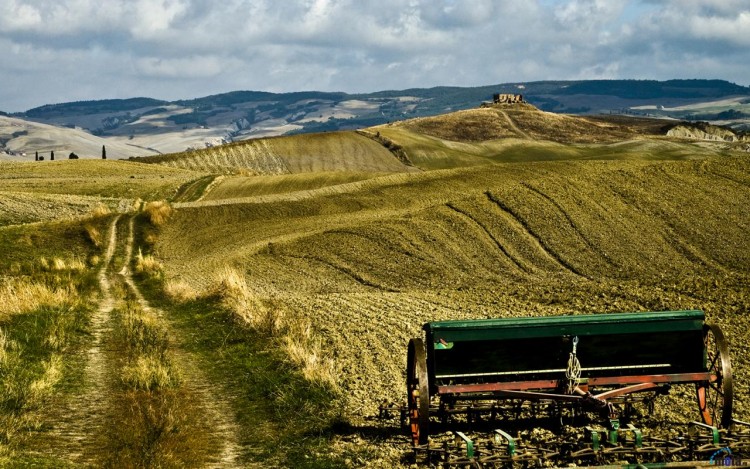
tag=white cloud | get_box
[0,0,748,112]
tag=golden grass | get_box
[135,248,163,279]
[208,266,267,325]
[207,266,338,389]
[163,280,199,303]
[122,355,180,391]
[38,256,86,272]
[282,319,338,388]
[143,200,173,226]
[90,204,111,218]
[83,222,102,248]
[0,277,78,320]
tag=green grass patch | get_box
[140,283,352,468]
[0,215,112,273]
[172,175,216,202]
[0,271,95,462]
[0,160,198,200]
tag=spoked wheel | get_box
[407,338,430,446]
[696,323,733,428]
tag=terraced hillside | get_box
[136,131,416,175]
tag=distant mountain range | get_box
[2,79,749,160]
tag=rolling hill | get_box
[2,79,749,161]
[1,98,749,466]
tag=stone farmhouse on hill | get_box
[493,93,524,104]
[480,93,526,108]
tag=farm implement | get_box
[387,310,750,467]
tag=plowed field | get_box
[157,152,750,464]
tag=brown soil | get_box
[157,153,750,466]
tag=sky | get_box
[1,0,749,112]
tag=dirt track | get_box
[23,214,245,467]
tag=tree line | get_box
[34,145,107,161]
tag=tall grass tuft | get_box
[90,204,111,218]
[163,280,198,303]
[135,248,163,279]
[208,266,338,391]
[0,277,78,320]
[122,304,169,358]
[122,355,180,391]
[143,201,173,226]
[117,301,179,391]
[84,223,102,248]
[208,266,268,327]
[36,257,85,273]
[282,318,338,389]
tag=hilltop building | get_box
[493,93,524,104]
[481,93,526,108]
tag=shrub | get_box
[122,355,180,391]
[135,248,163,279]
[163,280,198,303]
[84,223,102,248]
[143,201,172,226]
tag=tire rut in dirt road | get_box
[120,215,246,468]
[24,215,122,465]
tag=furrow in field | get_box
[484,190,590,279]
[521,182,614,267]
[286,253,399,292]
[445,202,530,274]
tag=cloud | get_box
[0,0,748,112]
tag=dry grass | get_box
[207,266,338,389]
[143,201,173,226]
[163,280,199,303]
[208,266,267,326]
[121,304,169,359]
[90,204,111,218]
[83,222,102,248]
[122,355,180,391]
[37,256,86,272]
[282,319,338,388]
[135,248,163,279]
[0,277,78,320]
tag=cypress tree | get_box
[51,151,54,161]
[102,145,106,159]
[35,151,38,161]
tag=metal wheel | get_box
[407,337,430,446]
[696,323,733,428]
